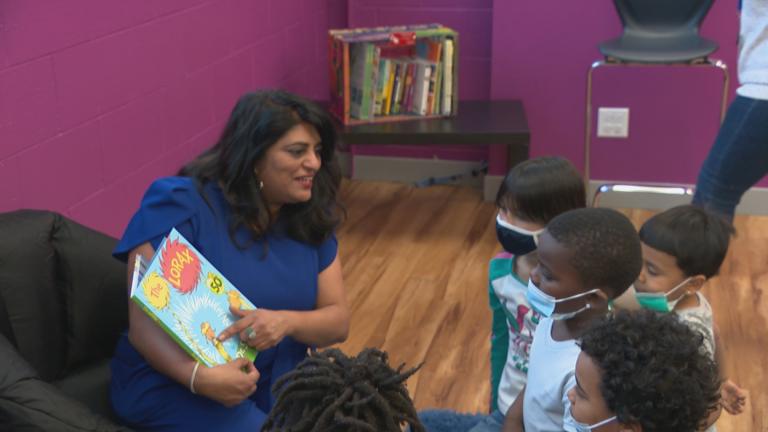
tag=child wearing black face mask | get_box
[483,157,586,430]
[417,158,585,432]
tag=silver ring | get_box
[245,327,256,340]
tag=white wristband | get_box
[190,362,201,394]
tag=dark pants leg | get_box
[693,95,768,218]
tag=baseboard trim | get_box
[589,180,768,216]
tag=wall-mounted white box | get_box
[597,107,629,138]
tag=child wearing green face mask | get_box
[634,205,747,426]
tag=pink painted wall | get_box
[346,0,494,167]
[0,0,346,237]
[346,0,743,184]
[490,0,755,186]
[1,0,753,237]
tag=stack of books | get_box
[329,24,458,125]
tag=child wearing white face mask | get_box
[418,157,585,432]
[567,310,721,432]
[503,208,642,432]
[634,205,747,426]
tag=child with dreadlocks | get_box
[262,348,424,432]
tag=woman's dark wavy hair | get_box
[178,90,342,247]
[495,156,585,224]
[580,310,721,432]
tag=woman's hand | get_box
[218,307,292,351]
[194,358,260,407]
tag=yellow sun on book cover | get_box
[130,228,258,367]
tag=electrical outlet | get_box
[597,107,629,138]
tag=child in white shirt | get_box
[504,208,642,432]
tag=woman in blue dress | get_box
[110,90,350,431]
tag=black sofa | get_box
[0,210,132,431]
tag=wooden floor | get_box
[334,179,768,432]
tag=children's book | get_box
[130,228,258,367]
[441,38,454,115]
[374,59,391,115]
[411,60,434,116]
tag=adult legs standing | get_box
[693,96,768,218]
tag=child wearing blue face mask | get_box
[503,208,642,432]
[567,310,721,432]
[634,205,747,424]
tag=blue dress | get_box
[110,176,337,431]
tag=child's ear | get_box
[591,288,611,306]
[688,275,707,292]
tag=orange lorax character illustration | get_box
[227,290,243,311]
[200,321,232,362]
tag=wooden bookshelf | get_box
[328,24,459,125]
[332,100,530,172]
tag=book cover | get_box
[391,61,406,115]
[359,44,377,120]
[411,60,434,116]
[367,45,381,119]
[383,60,397,115]
[410,62,425,115]
[414,38,443,116]
[416,38,442,64]
[349,43,370,119]
[130,229,258,367]
[374,59,391,116]
[433,59,443,115]
[426,62,438,116]
[441,38,454,115]
[402,62,416,114]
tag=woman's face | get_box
[255,122,323,206]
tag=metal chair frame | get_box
[586,57,729,206]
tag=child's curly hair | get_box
[580,310,721,432]
[262,348,424,432]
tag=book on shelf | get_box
[328,23,458,124]
[441,38,454,115]
[383,59,396,115]
[130,228,258,367]
[411,60,434,116]
[374,59,390,115]
[349,43,379,120]
[392,61,407,115]
[402,62,416,114]
[417,38,443,115]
